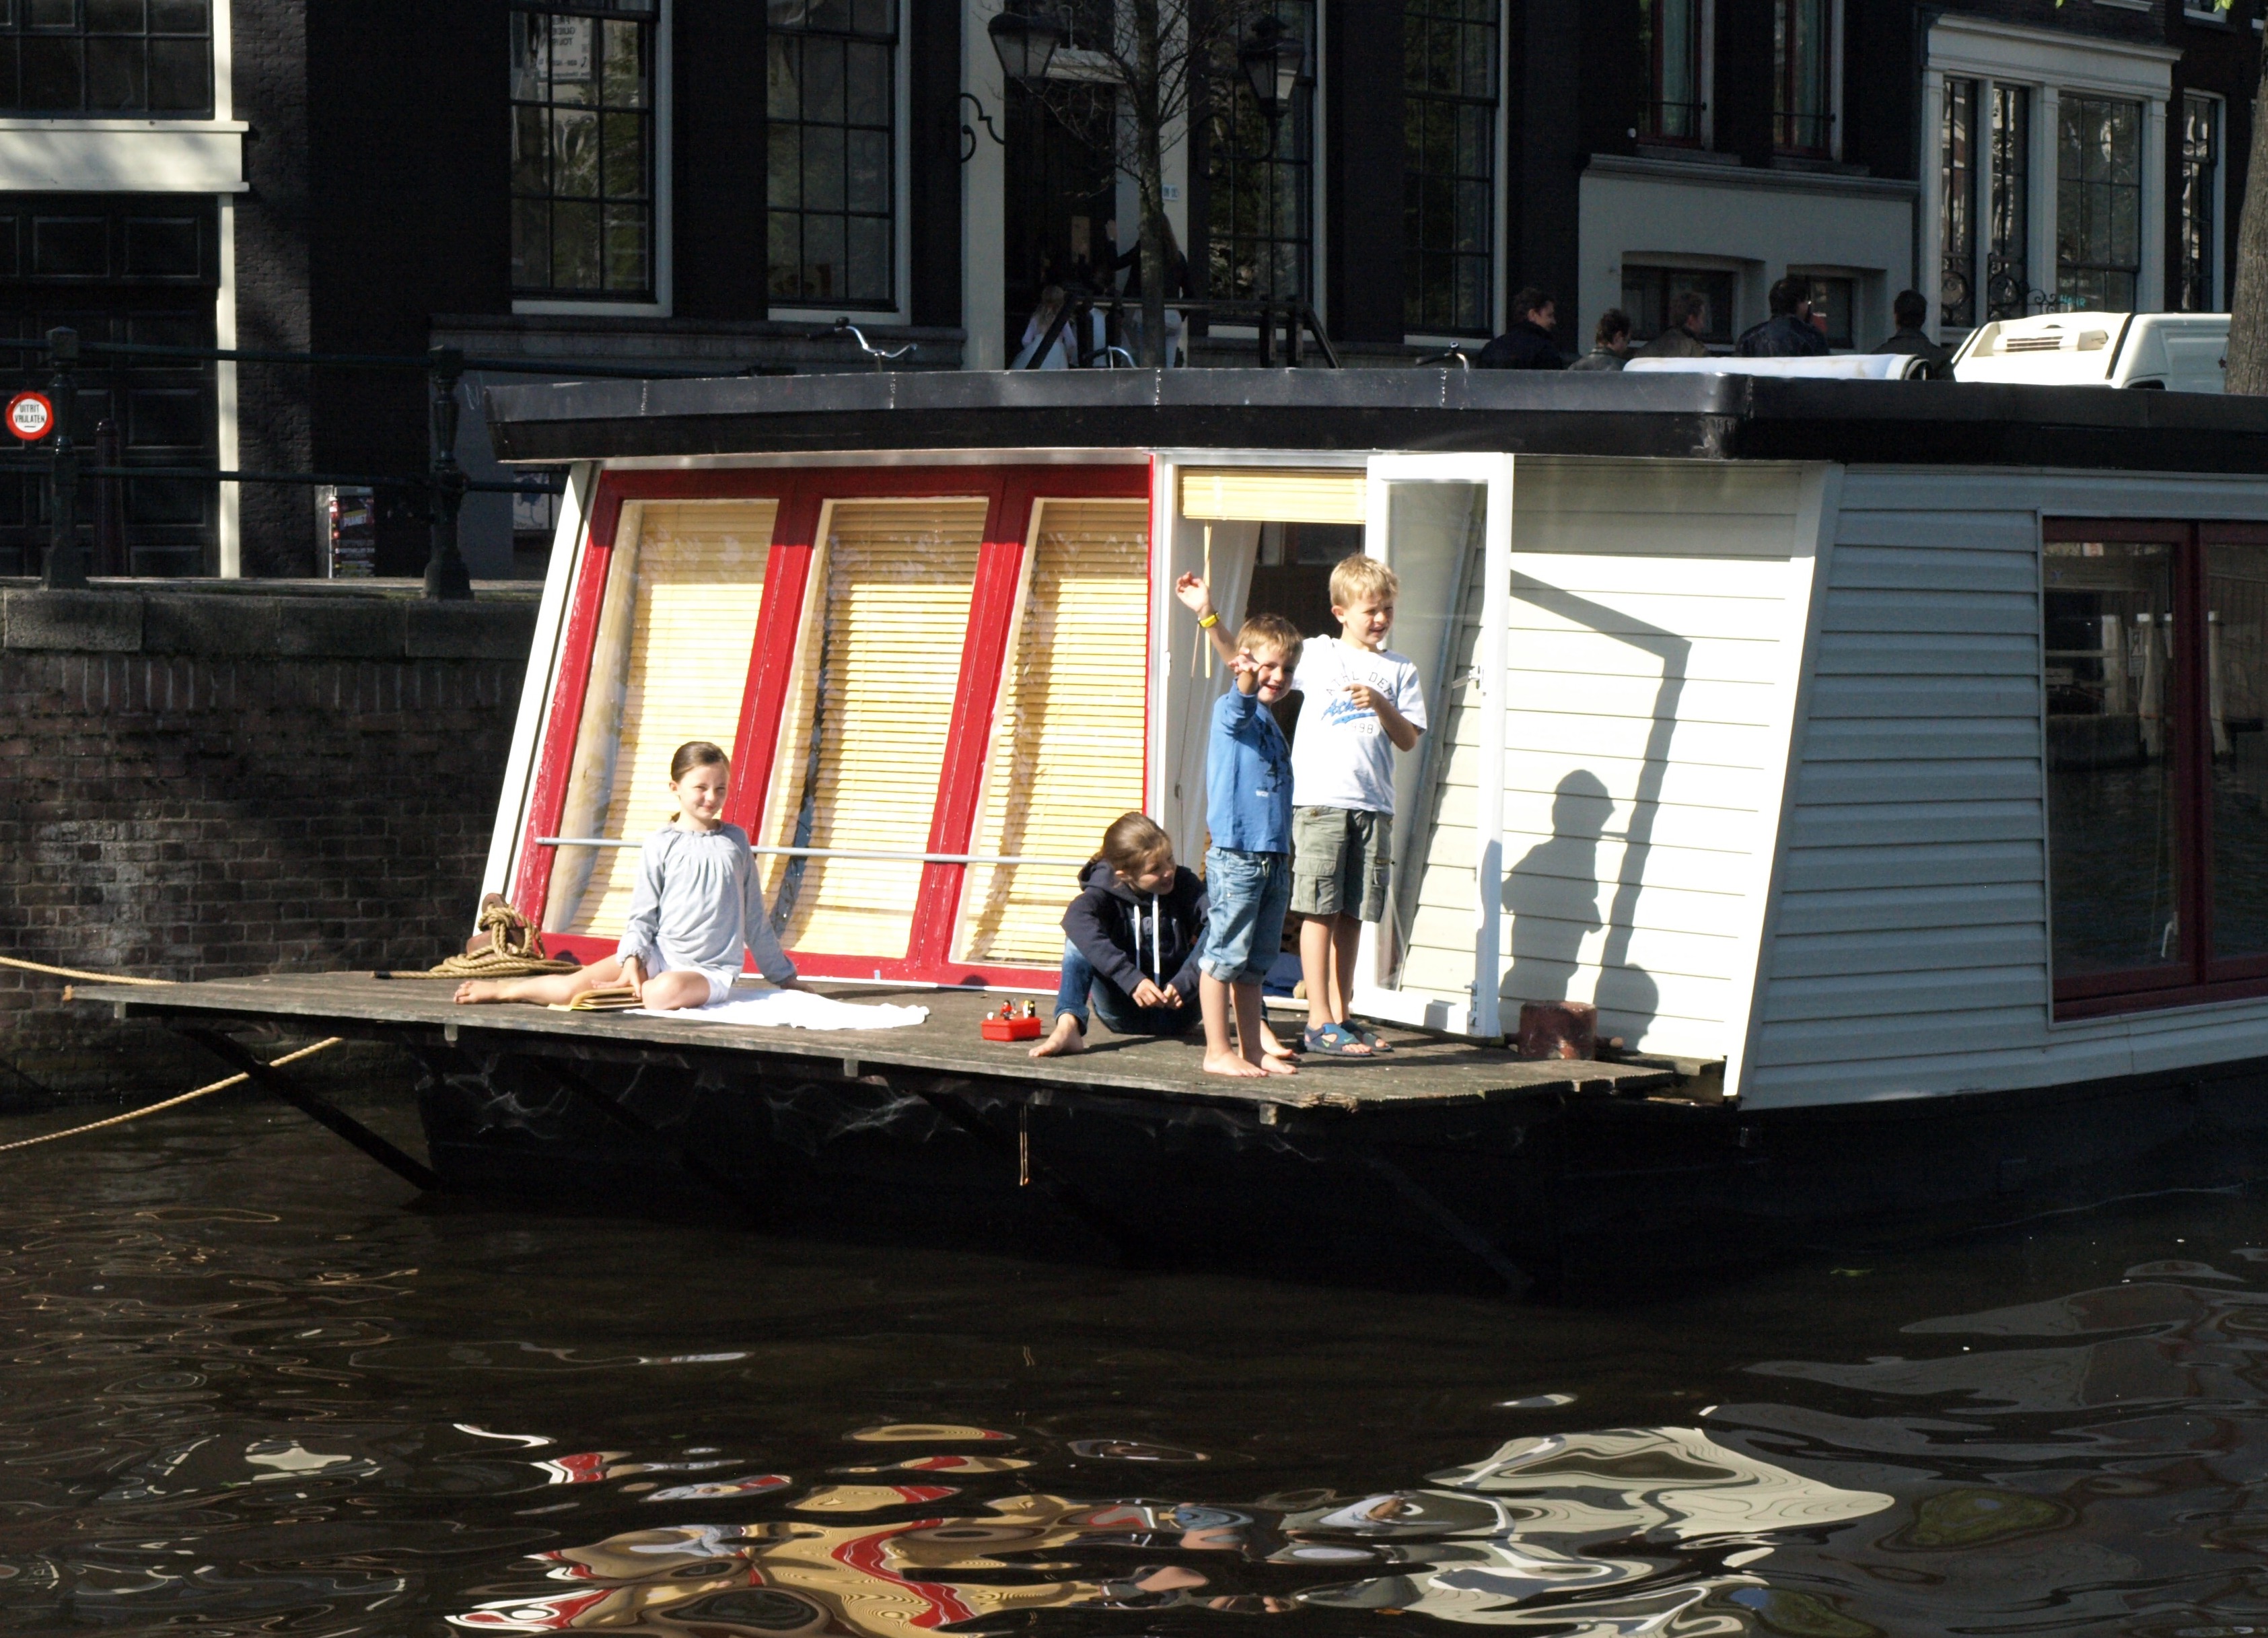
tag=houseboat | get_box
[85,368,2268,1282]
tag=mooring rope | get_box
[0,955,174,988]
[0,1038,343,1153]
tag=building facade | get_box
[0,0,2254,579]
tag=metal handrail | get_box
[538,839,1090,868]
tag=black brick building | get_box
[0,0,2255,580]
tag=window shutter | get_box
[763,497,989,959]
[563,499,777,938]
[958,499,1152,966]
[1178,468,1366,524]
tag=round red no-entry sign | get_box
[5,392,52,441]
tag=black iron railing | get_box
[1022,293,1341,370]
[0,328,818,598]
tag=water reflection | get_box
[5,1099,2268,1636]
[452,1427,1891,1634]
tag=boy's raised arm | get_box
[1176,571,1240,668]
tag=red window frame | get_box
[509,461,1154,989]
[2049,518,2268,1020]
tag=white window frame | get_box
[767,7,913,327]
[1353,451,1516,1038]
[1402,0,1508,348]
[511,0,676,319]
[1921,15,2177,339]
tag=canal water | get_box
[2,1085,2265,1637]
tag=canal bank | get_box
[0,580,539,1100]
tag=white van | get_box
[1950,311,2227,392]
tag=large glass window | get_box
[2046,522,2268,1017]
[1639,0,1701,144]
[1773,0,1831,155]
[2179,93,2220,313]
[1204,0,1313,305]
[511,0,657,299]
[1941,77,1977,329]
[1987,85,2030,320]
[2057,96,2141,312]
[1942,80,2032,330]
[768,0,896,310]
[0,0,210,114]
[1403,0,1497,335]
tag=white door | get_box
[1351,454,1514,1038]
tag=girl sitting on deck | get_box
[1030,813,1207,1059]
[454,740,798,1011]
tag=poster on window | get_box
[551,17,594,85]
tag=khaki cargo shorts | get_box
[1290,805,1390,922]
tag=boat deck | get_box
[73,974,1683,1113]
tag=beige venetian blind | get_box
[566,499,776,938]
[764,497,987,959]
[1179,468,1365,524]
[958,499,1150,966]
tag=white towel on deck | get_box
[630,991,930,1030]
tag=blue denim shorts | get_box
[1200,847,1293,986]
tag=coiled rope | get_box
[0,1037,343,1152]
[388,896,579,980]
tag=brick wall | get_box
[0,582,538,1100]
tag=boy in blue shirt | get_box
[1178,574,1302,1079]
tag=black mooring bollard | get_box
[40,326,84,591]
[424,345,473,601]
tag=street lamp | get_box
[1238,13,1306,118]
[989,9,1065,86]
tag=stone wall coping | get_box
[1,580,540,660]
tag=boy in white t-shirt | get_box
[1286,555,1426,1054]
[1182,554,1426,1057]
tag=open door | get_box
[1351,454,1514,1037]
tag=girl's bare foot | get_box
[1202,1051,1269,1078]
[1259,1023,1299,1062]
[454,979,505,1004]
[1260,1054,1298,1075]
[1029,1014,1085,1059]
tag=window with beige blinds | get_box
[957,498,1151,966]
[1179,468,1366,524]
[553,499,779,939]
[763,497,988,959]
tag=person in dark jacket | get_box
[1477,288,1567,369]
[1734,276,1832,358]
[1633,290,1711,358]
[1032,812,1208,1058]
[1568,308,1633,371]
[1874,289,1952,377]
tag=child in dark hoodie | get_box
[1030,812,1208,1059]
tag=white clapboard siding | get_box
[763,497,986,960]
[1395,459,1816,1060]
[1745,476,2268,1106]
[560,499,777,939]
[958,498,1151,966]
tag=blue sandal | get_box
[1302,1023,1374,1057]
[1349,1022,1394,1055]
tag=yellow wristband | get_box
[1197,612,1219,629]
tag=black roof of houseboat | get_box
[483,367,2268,474]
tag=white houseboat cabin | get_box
[480,369,2268,1116]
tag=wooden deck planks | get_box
[71,976,1680,1112]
